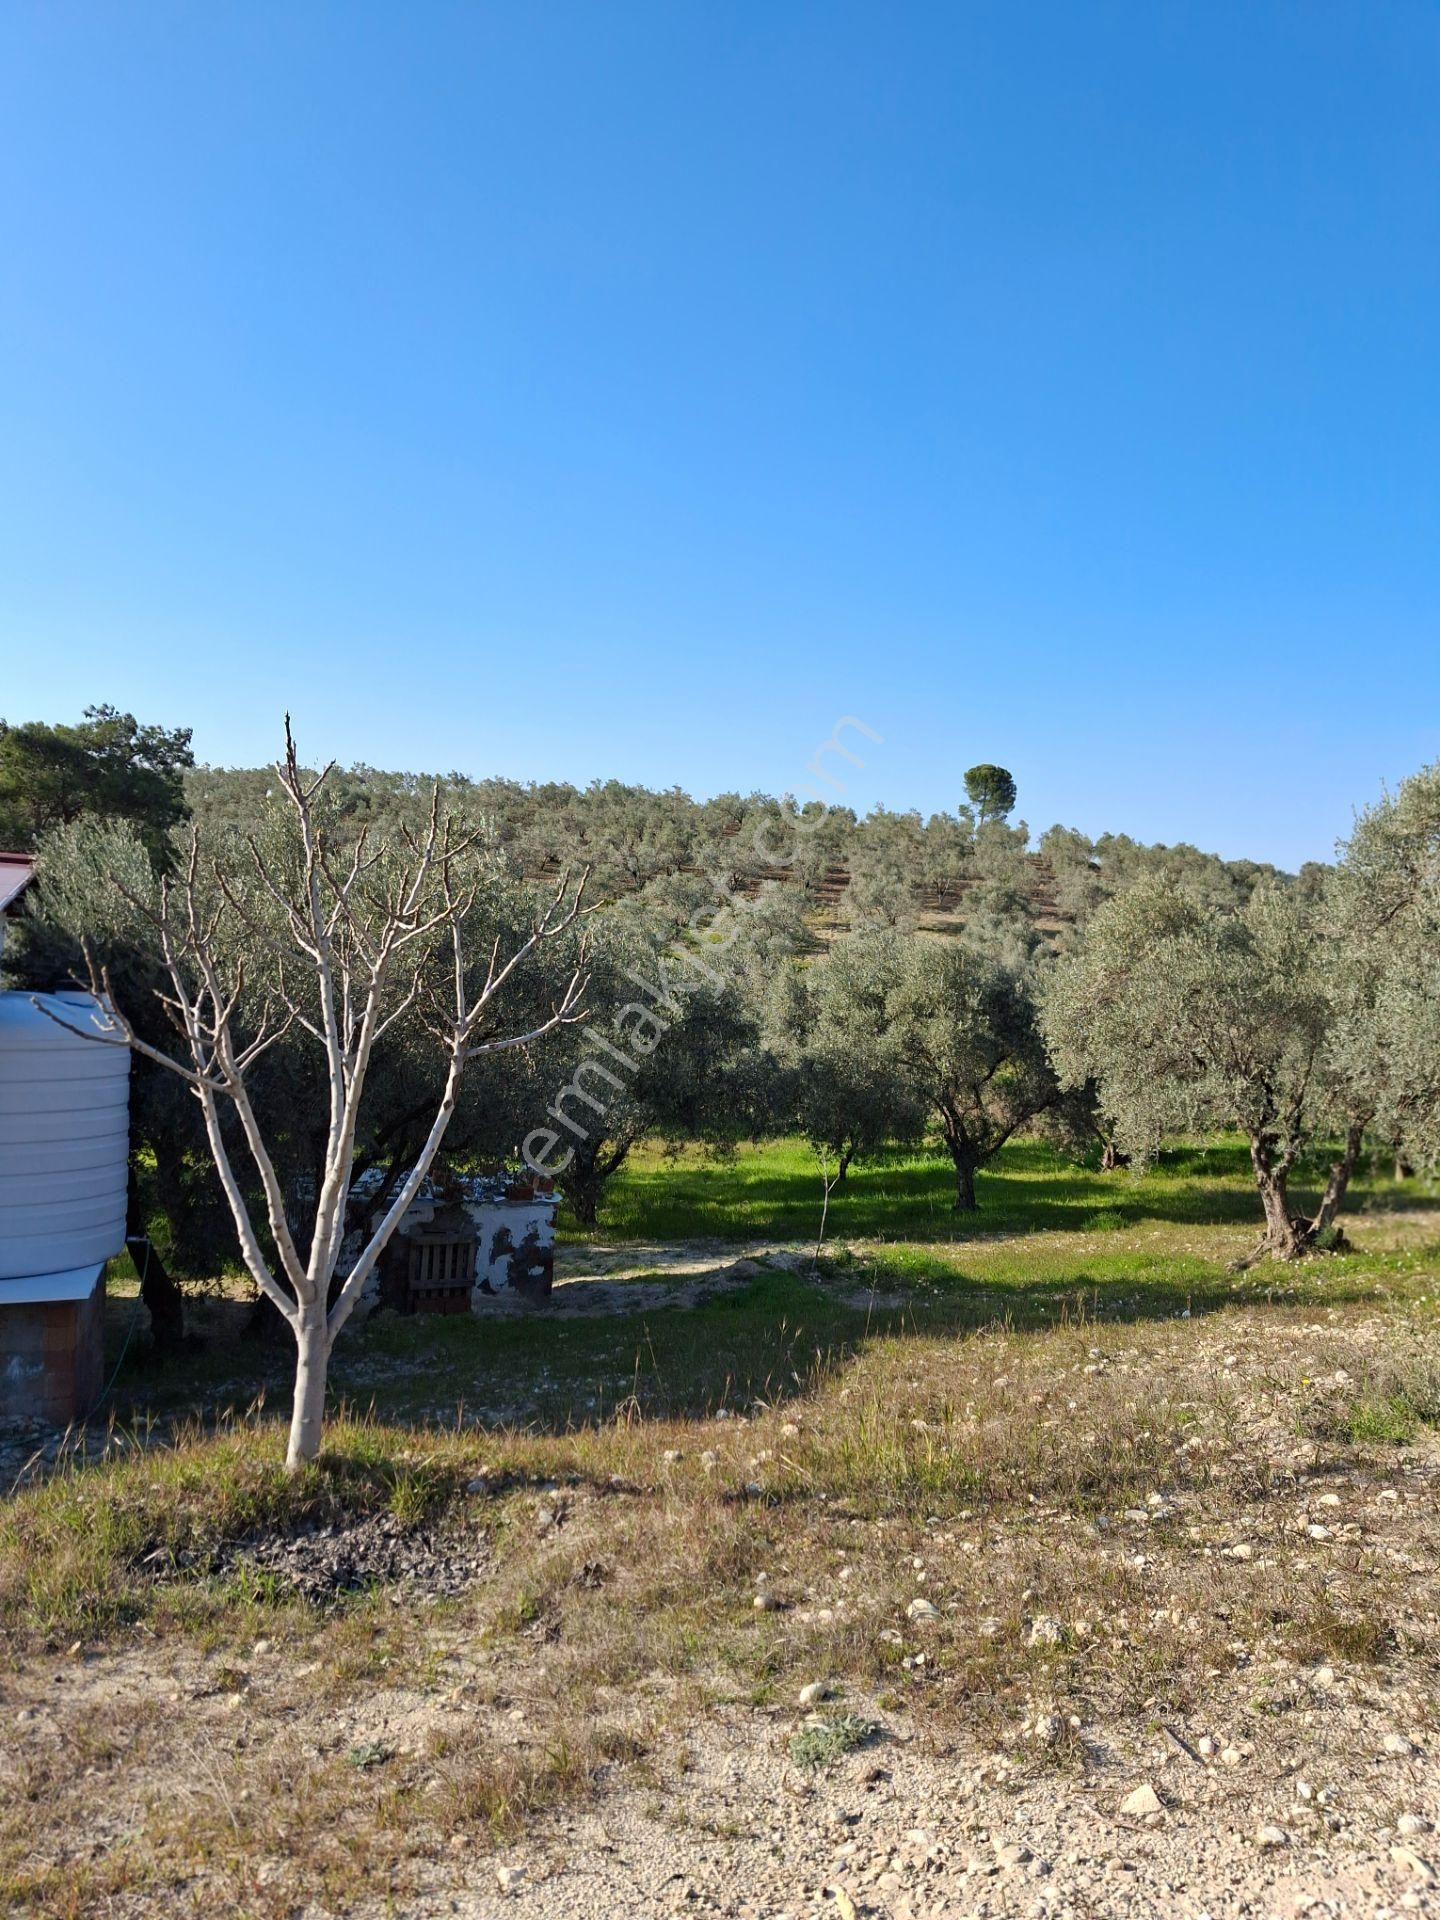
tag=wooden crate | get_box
[405,1232,477,1315]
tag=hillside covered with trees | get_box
[4,709,1439,1456]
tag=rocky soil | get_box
[462,1700,1440,1920]
[208,1509,491,1608]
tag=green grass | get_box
[1344,1396,1420,1445]
[565,1133,1414,1245]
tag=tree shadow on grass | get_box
[100,1242,1434,1449]
[587,1137,1420,1246]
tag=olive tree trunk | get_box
[1243,1119,1367,1265]
[951,1156,978,1212]
[1311,1120,1366,1239]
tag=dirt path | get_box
[473,1243,906,1318]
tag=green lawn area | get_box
[566,1131,1411,1244]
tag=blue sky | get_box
[1,3,1437,867]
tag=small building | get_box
[0,854,131,1423]
[343,1170,558,1316]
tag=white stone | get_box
[1120,1784,1163,1817]
[1255,1825,1289,1850]
[1385,1734,1417,1757]
[906,1598,939,1622]
[1390,1843,1433,1882]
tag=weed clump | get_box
[788,1713,880,1771]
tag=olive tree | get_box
[1331,762,1440,1168]
[519,894,766,1226]
[846,808,923,932]
[39,728,587,1468]
[921,812,974,911]
[888,935,1054,1209]
[1040,877,1368,1260]
[764,935,926,1184]
[793,930,1053,1210]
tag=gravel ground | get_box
[441,1702,1440,1920]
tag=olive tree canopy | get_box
[520,895,764,1226]
[1040,877,1368,1260]
[782,928,1053,1210]
[1332,762,1440,1169]
[764,933,926,1183]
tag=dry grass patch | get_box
[5,1268,1440,1913]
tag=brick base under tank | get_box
[0,1271,106,1425]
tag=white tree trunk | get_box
[287,1306,330,1469]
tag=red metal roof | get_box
[0,853,36,916]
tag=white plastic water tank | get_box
[0,991,130,1280]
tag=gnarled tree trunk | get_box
[1239,1119,1367,1266]
[1246,1128,1308,1259]
[1311,1120,1366,1241]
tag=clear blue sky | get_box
[2,3,1437,867]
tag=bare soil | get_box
[6,1218,1440,1919]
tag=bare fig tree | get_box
[40,726,588,1468]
